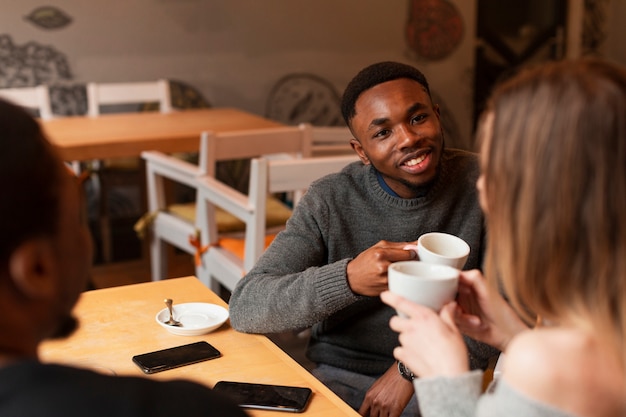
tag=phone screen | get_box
[132,341,221,374]
[213,381,312,413]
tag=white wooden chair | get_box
[86,79,172,262]
[0,85,53,119]
[0,87,90,176]
[141,124,313,284]
[195,154,359,291]
[87,79,171,116]
[310,125,354,156]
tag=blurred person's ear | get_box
[9,239,57,299]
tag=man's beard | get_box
[49,315,79,340]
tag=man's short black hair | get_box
[340,61,432,126]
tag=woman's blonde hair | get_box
[480,58,626,368]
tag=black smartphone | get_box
[213,381,312,413]
[132,341,221,374]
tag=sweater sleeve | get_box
[414,370,483,417]
[228,182,362,333]
[415,371,580,417]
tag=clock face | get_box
[266,73,343,126]
[406,0,464,61]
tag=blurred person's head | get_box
[0,98,92,359]
[477,58,626,365]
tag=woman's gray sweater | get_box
[415,371,579,417]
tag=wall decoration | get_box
[405,0,464,61]
[170,79,211,109]
[266,73,344,126]
[49,84,88,116]
[0,34,72,87]
[24,6,73,30]
[141,79,211,112]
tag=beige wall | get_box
[2,1,624,148]
[1,0,478,148]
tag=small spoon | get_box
[163,298,182,327]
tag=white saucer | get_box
[156,303,229,336]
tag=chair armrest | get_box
[142,150,202,188]
[196,175,252,223]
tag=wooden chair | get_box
[310,125,354,156]
[86,79,172,263]
[141,124,313,285]
[0,85,53,119]
[196,154,358,290]
[87,79,171,116]
[195,154,359,291]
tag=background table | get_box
[40,277,359,417]
[42,108,283,161]
[41,108,283,266]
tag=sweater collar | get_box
[374,168,434,199]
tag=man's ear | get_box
[9,239,57,299]
[350,139,370,165]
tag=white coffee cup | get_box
[387,261,459,312]
[404,232,470,269]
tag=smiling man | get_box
[229,61,497,417]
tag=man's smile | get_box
[399,150,433,174]
[404,153,428,167]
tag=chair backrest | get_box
[196,153,359,290]
[310,124,354,156]
[143,123,313,214]
[198,123,313,177]
[0,85,53,119]
[87,79,171,116]
[265,154,359,206]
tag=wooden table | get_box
[40,277,359,417]
[41,108,283,161]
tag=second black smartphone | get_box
[213,381,313,413]
[132,341,221,374]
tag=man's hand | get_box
[346,240,416,296]
[358,364,414,417]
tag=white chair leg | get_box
[195,262,220,293]
[209,277,222,294]
[150,236,168,281]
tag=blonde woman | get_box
[382,58,626,417]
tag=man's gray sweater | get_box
[229,149,496,376]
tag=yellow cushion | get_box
[167,195,292,233]
[103,157,141,170]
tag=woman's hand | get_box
[454,269,528,352]
[381,291,469,379]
